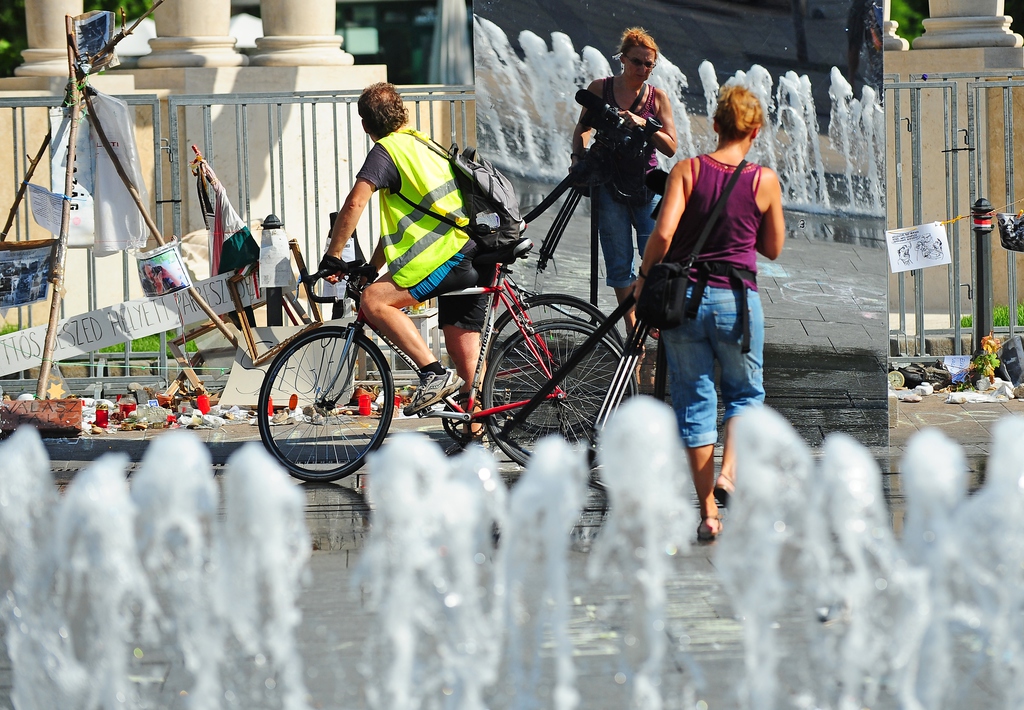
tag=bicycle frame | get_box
[328,262,571,429]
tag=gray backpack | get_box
[409,134,524,251]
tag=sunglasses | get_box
[624,55,656,70]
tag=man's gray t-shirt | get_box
[355,143,401,193]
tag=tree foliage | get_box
[1,0,153,78]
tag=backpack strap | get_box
[390,130,466,229]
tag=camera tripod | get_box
[522,153,670,401]
[524,156,607,305]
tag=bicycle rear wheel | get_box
[257,326,394,482]
[482,320,633,466]
[492,292,621,349]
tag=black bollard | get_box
[262,213,284,327]
[972,198,994,350]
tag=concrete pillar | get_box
[136,0,246,68]
[882,0,909,51]
[913,0,1023,49]
[15,0,84,77]
[249,0,353,66]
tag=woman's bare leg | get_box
[686,443,720,529]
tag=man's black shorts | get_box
[413,241,488,332]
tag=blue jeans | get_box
[660,285,765,448]
[593,185,659,288]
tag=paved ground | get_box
[2,188,926,709]
[0,1,985,705]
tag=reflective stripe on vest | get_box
[377,129,469,288]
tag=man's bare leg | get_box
[361,275,438,368]
[442,324,483,436]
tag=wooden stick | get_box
[0,131,52,243]
[36,16,80,399]
[82,88,239,349]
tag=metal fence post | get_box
[972,197,994,350]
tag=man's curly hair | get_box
[358,82,408,138]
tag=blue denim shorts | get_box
[660,285,765,448]
[593,185,659,289]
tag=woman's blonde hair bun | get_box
[714,84,763,142]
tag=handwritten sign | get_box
[885,222,952,274]
[0,273,265,377]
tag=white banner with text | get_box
[0,273,263,376]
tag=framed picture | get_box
[0,240,55,309]
[136,241,192,298]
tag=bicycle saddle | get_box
[472,237,534,267]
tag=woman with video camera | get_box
[571,27,677,333]
[631,84,785,542]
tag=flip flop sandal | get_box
[697,516,723,542]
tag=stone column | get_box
[250,0,353,66]
[15,0,84,76]
[882,0,909,51]
[136,0,246,68]
[913,0,1023,49]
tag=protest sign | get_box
[885,221,952,274]
[0,271,264,377]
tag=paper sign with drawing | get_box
[885,221,952,274]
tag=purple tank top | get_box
[666,154,764,291]
[602,78,658,172]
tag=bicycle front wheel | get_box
[257,326,394,482]
[482,320,633,466]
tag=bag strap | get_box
[627,83,647,114]
[669,157,748,268]
[389,130,466,229]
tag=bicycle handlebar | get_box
[302,261,378,303]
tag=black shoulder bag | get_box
[635,159,747,330]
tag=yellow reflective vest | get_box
[376,129,469,288]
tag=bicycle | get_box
[256,238,635,482]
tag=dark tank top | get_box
[666,154,764,291]
[602,77,658,172]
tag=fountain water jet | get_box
[473,18,883,215]
[356,435,506,710]
[0,429,312,710]
[588,398,696,710]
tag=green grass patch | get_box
[0,325,197,354]
[98,329,199,354]
[960,304,1024,329]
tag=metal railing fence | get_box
[885,70,1024,358]
[0,86,474,391]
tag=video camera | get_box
[575,89,662,162]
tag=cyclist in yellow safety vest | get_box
[319,82,486,421]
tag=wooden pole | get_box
[0,131,52,243]
[82,89,239,348]
[36,16,79,399]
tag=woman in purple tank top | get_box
[633,85,786,542]
[571,27,677,334]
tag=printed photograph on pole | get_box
[136,241,192,297]
[0,240,55,309]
